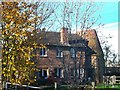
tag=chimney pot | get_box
[60,27,68,45]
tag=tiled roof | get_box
[78,30,103,56]
[36,31,87,47]
[36,31,61,45]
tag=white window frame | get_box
[42,69,49,78]
[71,48,76,58]
[56,49,63,57]
[40,48,47,57]
[54,68,63,78]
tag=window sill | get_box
[40,55,48,58]
[56,56,63,58]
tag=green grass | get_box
[42,86,78,90]
[41,86,87,90]
[42,84,120,90]
[96,84,120,89]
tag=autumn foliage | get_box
[2,2,38,85]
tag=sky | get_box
[100,2,118,24]
[95,2,118,54]
[51,1,119,54]
[27,1,119,54]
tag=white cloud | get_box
[96,22,118,53]
[22,0,119,2]
[37,0,119,2]
[102,22,118,30]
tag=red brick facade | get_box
[33,28,103,85]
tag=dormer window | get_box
[71,48,76,58]
[40,48,47,57]
[56,49,63,57]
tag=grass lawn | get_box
[43,84,120,90]
[6,83,120,90]
[96,84,120,89]
[42,86,79,90]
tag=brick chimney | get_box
[60,27,68,45]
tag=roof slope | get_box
[81,30,103,56]
[36,31,87,46]
[36,31,61,45]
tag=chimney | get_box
[60,27,68,45]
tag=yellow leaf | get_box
[9,62,13,65]
[3,62,6,65]
[5,24,10,28]
[31,62,34,65]
[12,67,16,71]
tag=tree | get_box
[1,2,38,85]
[103,45,117,67]
[54,2,103,33]
[1,1,56,86]
[33,2,56,31]
[53,1,103,84]
[98,32,117,67]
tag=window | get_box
[54,68,62,78]
[54,68,58,77]
[40,48,47,57]
[71,48,76,58]
[38,69,49,79]
[43,70,47,78]
[56,49,63,57]
[59,68,62,78]
[71,68,74,76]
